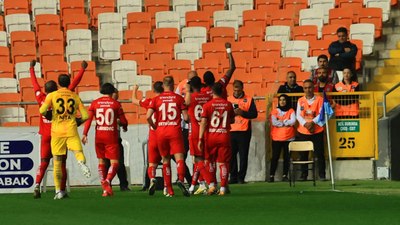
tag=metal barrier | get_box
[383,82,400,118]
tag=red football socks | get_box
[176,159,185,182]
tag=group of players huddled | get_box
[31,42,236,199]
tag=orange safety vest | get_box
[297,95,324,135]
[334,81,359,116]
[228,95,252,132]
[270,108,296,141]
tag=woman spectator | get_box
[334,68,360,119]
[269,94,296,182]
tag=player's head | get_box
[100,83,116,96]
[163,76,174,91]
[286,71,297,86]
[233,80,244,98]
[112,87,119,100]
[153,81,164,94]
[211,82,223,97]
[337,27,348,43]
[58,74,70,88]
[203,71,215,86]
[189,76,202,91]
[44,80,57,94]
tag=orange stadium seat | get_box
[153,28,180,47]
[199,0,225,15]
[12,46,36,64]
[242,10,268,30]
[0,93,21,103]
[125,27,151,46]
[39,45,65,66]
[19,77,44,102]
[144,0,170,27]
[351,39,363,70]
[329,8,353,29]
[185,11,213,31]
[4,0,29,16]
[60,0,85,20]
[277,57,302,71]
[165,59,192,83]
[309,39,330,57]
[42,60,69,81]
[255,0,281,11]
[120,43,146,62]
[270,8,298,26]
[0,46,11,63]
[0,16,4,31]
[2,122,30,127]
[254,41,281,60]
[255,98,267,121]
[62,13,89,31]
[337,0,363,9]
[127,12,152,31]
[358,8,383,38]
[322,24,342,41]
[292,25,318,42]
[248,57,276,74]
[26,105,40,126]
[0,62,14,78]
[90,0,116,28]
[202,42,226,60]
[238,26,264,43]
[145,43,174,61]
[10,31,36,49]
[138,59,166,79]
[231,41,254,61]
[37,30,64,48]
[35,14,61,35]
[118,90,133,101]
[70,60,100,93]
[282,0,308,15]
[209,27,236,43]
[194,58,219,78]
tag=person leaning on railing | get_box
[334,68,360,119]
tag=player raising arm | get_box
[39,74,90,200]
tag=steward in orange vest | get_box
[334,68,360,118]
[227,80,258,184]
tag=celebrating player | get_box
[31,60,88,199]
[185,76,212,195]
[146,76,190,197]
[198,83,235,196]
[39,74,90,199]
[132,82,164,196]
[82,83,128,197]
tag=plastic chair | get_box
[254,41,281,60]
[98,12,122,31]
[153,28,179,47]
[138,59,166,80]
[328,8,353,29]
[309,39,330,57]
[199,0,225,15]
[4,0,29,15]
[117,0,142,28]
[194,58,219,77]
[248,57,275,74]
[90,0,116,28]
[202,42,226,60]
[209,27,236,43]
[288,141,316,187]
[364,0,390,22]
[321,24,342,41]
[127,12,152,31]
[35,14,61,35]
[0,46,10,63]
[12,46,36,64]
[111,60,138,84]
[125,27,151,46]
[242,9,268,30]
[120,43,146,62]
[10,31,36,49]
[20,77,44,102]
[0,62,14,78]
[0,107,26,124]
[181,26,207,45]
[299,9,324,39]
[174,42,201,63]
[172,0,198,28]
[292,25,318,42]
[337,0,363,9]
[350,23,375,55]
[0,16,5,31]
[213,10,239,34]
[155,11,180,30]
[37,30,64,48]
[165,59,192,82]
[231,41,254,61]
[42,60,69,81]
[255,0,281,11]
[5,14,31,33]
[270,8,298,26]
[227,0,253,25]
[62,13,89,31]
[238,26,264,43]
[309,0,335,23]
[39,45,65,68]
[284,40,309,60]
[32,0,57,19]
[145,43,174,61]
[67,29,92,51]
[98,28,123,61]
[60,0,85,20]
[185,10,212,31]
[358,7,383,38]
[15,61,41,80]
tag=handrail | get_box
[383,82,400,118]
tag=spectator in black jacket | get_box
[328,27,358,72]
[277,71,304,94]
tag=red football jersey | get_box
[149,91,187,138]
[188,92,211,140]
[201,97,235,143]
[83,96,128,143]
[139,97,157,138]
[200,74,231,99]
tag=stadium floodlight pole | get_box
[325,110,335,191]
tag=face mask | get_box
[318,76,327,83]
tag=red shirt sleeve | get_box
[30,67,41,93]
[117,103,128,130]
[148,96,157,110]
[83,103,95,135]
[69,67,85,91]
[201,103,209,118]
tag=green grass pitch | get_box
[2,180,400,225]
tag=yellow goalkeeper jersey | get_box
[39,87,88,137]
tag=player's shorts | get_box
[205,143,231,163]
[148,138,161,164]
[40,135,52,159]
[157,135,184,157]
[95,142,119,160]
[51,135,83,156]
[189,138,203,157]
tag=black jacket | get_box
[328,40,358,71]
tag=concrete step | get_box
[374,74,400,82]
[384,58,400,66]
[376,66,400,75]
